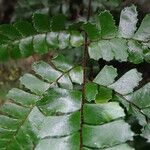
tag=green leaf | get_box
[1,102,30,119]
[130,106,147,126]
[19,36,34,57]
[52,54,73,72]
[1,60,134,149]
[83,144,134,150]
[85,82,98,102]
[0,89,40,149]
[82,22,100,40]
[98,40,114,61]
[142,107,150,119]
[145,51,150,63]
[94,65,118,86]
[70,31,84,47]
[14,20,36,36]
[7,88,39,107]
[1,95,134,149]
[33,34,48,54]
[0,17,80,61]
[36,88,133,149]
[10,42,22,59]
[32,13,50,32]
[119,5,138,38]
[0,13,85,60]
[68,22,84,31]
[46,32,59,49]
[58,74,73,90]
[109,38,128,62]
[19,73,50,95]
[134,14,150,41]
[125,83,150,109]
[127,40,144,64]
[37,111,80,137]
[98,10,117,38]
[69,66,83,85]
[37,87,82,115]
[95,86,112,103]
[58,31,70,49]
[35,133,80,150]
[89,38,128,62]
[88,42,102,60]
[0,24,22,40]
[83,120,133,149]
[112,94,130,111]
[141,124,150,142]
[88,40,114,61]
[83,102,125,125]
[51,14,66,31]
[25,57,81,92]
[108,69,142,95]
[32,61,61,82]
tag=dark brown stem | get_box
[80,0,92,149]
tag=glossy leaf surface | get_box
[0,59,134,150]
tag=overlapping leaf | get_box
[93,65,142,96]
[0,5,149,64]
[86,5,150,63]
[125,83,150,142]
[0,14,84,61]
[93,65,150,144]
[0,58,134,150]
[0,4,150,150]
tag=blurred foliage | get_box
[11,0,123,22]
[0,63,20,103]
